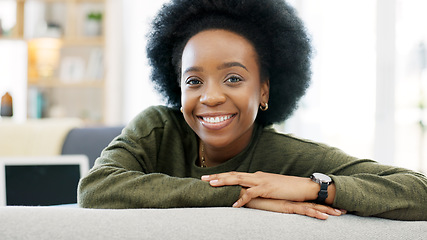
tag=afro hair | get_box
[146,0,312,125]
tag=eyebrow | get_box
[218,62,249,72]
[183,66,203,75]
[182,62,249,75]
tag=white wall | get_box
[120,0,166,124]
[0,40,27,122]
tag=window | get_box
[395,0,427,172]
[283,0,376,161]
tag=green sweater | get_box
[78,106,427,220]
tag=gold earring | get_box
[259,103,268,111]
[180,107,183,113]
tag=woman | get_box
[78,0,427,220]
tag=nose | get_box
[200,82,226,106]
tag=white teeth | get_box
[203,115,232,123]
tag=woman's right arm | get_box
[78,106,241,209]
[78,142,240,209]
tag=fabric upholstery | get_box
[0,118,82,156]
[0,206,425,239]
[61,126,124,168]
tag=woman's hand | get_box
[201,171,336,207]
[201,171,344,220]
[244,197,345,220]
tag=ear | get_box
[260,79,270,104]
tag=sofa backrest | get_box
[61,126,124,168]
[0,118,82,156]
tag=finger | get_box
[291,203,348,219]
[201,175,211,182]
[310,203,344,216]
[307,209,329,220]
[245,198,329,220]
[288,203,329,220]
[210,173,259,187]
[201,172,235,181]
[232,187,263,208]
[216,173,261,188]
[200,173,233,182]
[201,173,226,181]
[206,171,254,180]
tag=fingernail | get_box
[232,202,239,207]
[209,179,219,185]
[321,213,329,218]
[201,175,210,180]
[334,209,342,215]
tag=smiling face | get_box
[180,29,269,157]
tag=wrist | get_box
[325,183,336,205]
[309,173,336,205]
[306,177,321,201]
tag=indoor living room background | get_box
[0,0,426,174]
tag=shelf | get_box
[0,37,103,47]
[28,79,104,88]
[0,37,25,41]
[62,37,104,46]
[7,0,107,124]
[18,0,105,3]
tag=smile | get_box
[197,113,236,130]
[202,115,233,123]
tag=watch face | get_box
[312,173,332,183]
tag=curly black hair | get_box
[146,0,312,125]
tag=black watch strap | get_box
[311,173,332,204]
[316,182,329,204]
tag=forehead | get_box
[181,29,259,70]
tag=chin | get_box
[198,133,235,149]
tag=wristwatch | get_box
[310,173,332,204]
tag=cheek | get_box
[180,84,192,107]
[248,98,260,120]
[237,86,261,118]
[181,88,195,103]
[180,88,187,108]
[180,88,197,123]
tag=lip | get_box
[197,113,237,130]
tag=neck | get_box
[199,125,255,167]
[200,143,237,167]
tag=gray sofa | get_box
[1,206,426,239]
[61,126,124,168]
[1,126,426,239]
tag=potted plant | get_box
[85,11,103,36]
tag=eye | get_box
[225,75,243,84]
[185,78,202,86]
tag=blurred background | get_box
[0,0,426,173]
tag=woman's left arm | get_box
[202,157,427,220]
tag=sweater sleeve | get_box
[77,107,241,209]
[320,148,427,220]
[77,161,240,209]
